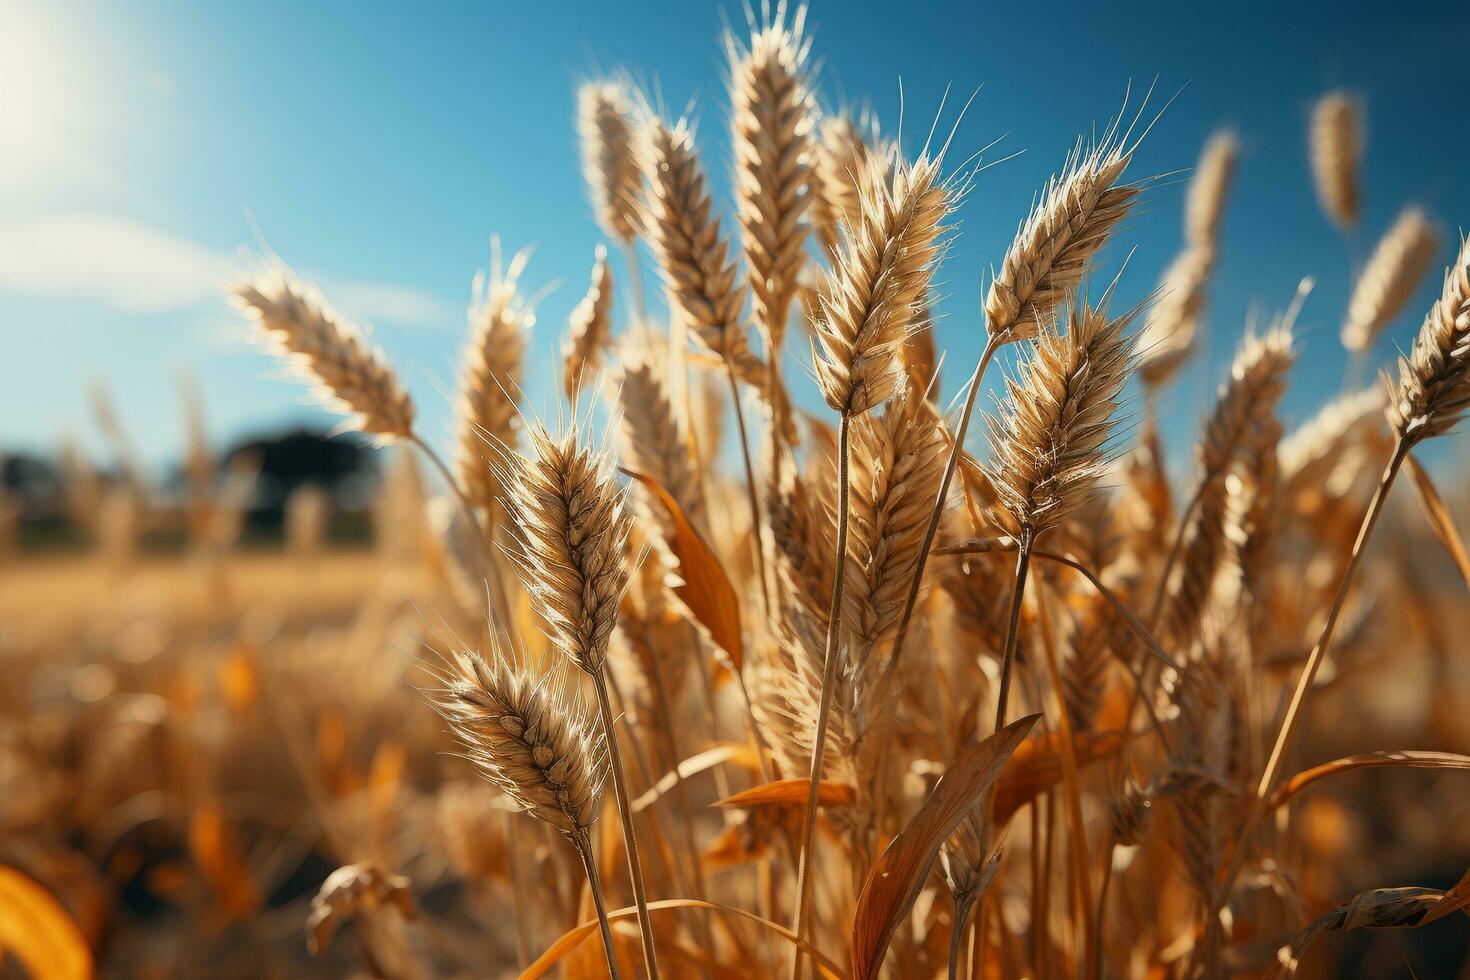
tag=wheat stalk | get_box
[984,294,1138,728]
[1211,240,1470,926]
[791,146,955,976]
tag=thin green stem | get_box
[789,412,852,980]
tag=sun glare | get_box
[0,9,68,175]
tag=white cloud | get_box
[0,211,453,327]
[0,212,226,312]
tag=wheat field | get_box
[5,5,1470,979]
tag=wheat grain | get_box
[1184,129,1238,250]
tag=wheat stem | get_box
[993,526,1035,733]
[1033,575,1095,974]
[726,360,773,618]
[789,412,851,980]
[1208,434,1409,925]
[592,675,661,980]
[948,891,978,980]
[887,333,1003,684]
[572,830,623,980]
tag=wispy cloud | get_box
[0,211,455,327]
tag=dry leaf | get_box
[0,865,92,980]
[633,742,763,813]
[1268,749,1470,811]
[992,728,1130,825]
[1268,866,1470,978]
[850,714,1038,980]
[714,777,857,810]
[622,467,743,673]
[1405,453,1470,594]
[520,897,846,980]
[306,863,415,956]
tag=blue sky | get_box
[3,0,1468,474]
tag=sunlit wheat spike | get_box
[617,334,707,538]
[844,380,947,657]
[984,295,1139,539]
[813,152,953,416]
[429,644,606,837]
[1310,91,1363,231]
[1388,234,1470,442]
[1226,415,1281,603]
[813,112,884,256]
[233,270,415,442]
[563,245,615,403]
[578,80,644,245]
[1137,245,1213,389]
[457,243,530,520]
[1278,386,1385,491]
[637,112,750,361]
[985,123,1139,343]
[1341,207,1439,353]
[1198,325,1296,484]
[500,421,633,675]
[767,454,835,620]
[1184,129,1238,250]
[728,2,817,349]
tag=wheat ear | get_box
[427,645,618,977]
[984,295,1138,728]
[1341,207,1439,354]
[728,2,817,352]
[457,242,530,533]
[890,111,1143,685]
[563,245,615,404]
[1310,91,1363,232]
[578,80,643,247]
[638,110,773,615]
[233,270,415,441]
